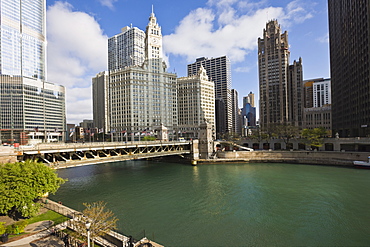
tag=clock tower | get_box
[145,8,163,61]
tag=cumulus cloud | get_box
[163,0,314,64]
[47,1,108,124]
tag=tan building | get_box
[258,20,303,128]
[177,66,215,139]
[303,106,332,132]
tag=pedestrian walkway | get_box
[0,222,67,247]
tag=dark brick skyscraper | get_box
[328,0,370,137]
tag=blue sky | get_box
[46,0,330,124]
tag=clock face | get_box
[152,37,158,44]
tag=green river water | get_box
[50,160,370,246]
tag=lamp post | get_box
[86,221,91,247]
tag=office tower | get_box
[108,26,146,70]
[0,0,46,79]
[313,79,331,108]
[287,58,303,127]
[243,92,255,108]
[303,78,332,131]
[177,66,215,139]
[242,92,257,128]
[258,20,303,128]
[106,11,177,140]
[215,98,226,138]
[328,0,370,137]
[92,71,110,132]
[187,56,232,137]
[0,0,66,144]
[231,89,240,135]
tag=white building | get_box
[177,66,215,139]
[100,10,177,141]
[108,26,146,70]
[187,56,232,137]
[313,79,331,107]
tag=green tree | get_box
[0,160,65,219]
[301,127,329,149]
[71,201,118,245]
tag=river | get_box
[50,160,370,246]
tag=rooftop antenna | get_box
[152,5,154,14]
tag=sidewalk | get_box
[0,222,66,247]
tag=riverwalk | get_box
[1,199,163,247]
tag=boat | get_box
[353,156,370,168]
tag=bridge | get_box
[16,141,192,168]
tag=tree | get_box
[0,160,65,218]
[72,201,118,245]
[301,127,329,149]
[274,123,301,149]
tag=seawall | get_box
[202,150,370,166]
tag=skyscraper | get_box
[231,89,240,135]
[92,71,110,132]
[0,0,46,79]
[187,56,232,137]
[287,58,303,127]
[0,0,66,144]
[302,78,331,131]
[108,26,146,70]
[104,10,177,140]
[258,20,303,128]
[328,0,370,137]
[242,92,256,128]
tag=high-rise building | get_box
[187,56,232,137]
[0,0,66,144]
[258,20,303,128]
[242,92,257,128]
[92,71,110,132]
[231,89,240,135]
[108,26,146,70]
[328,0,370,137]
[302,78,332,131]
[177,66,215,139]
[303,78,331,108]
[102,11,177,140]
[243,92,255,108]
[0,0,46,80]
[287,58,303,127]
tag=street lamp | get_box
[86,221,91,247]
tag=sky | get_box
[45,0,330,125]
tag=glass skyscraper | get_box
[0,0,46,79]
[0,0,66,144]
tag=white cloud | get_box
[98,0,118,10]
[316,33,329,43]
[163,6,284,64]
[47,1,108,124]
[234,66,252,73]
[163,0,315,65]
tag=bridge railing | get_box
[19,140,191,151]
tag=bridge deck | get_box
[17,141,192,168]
